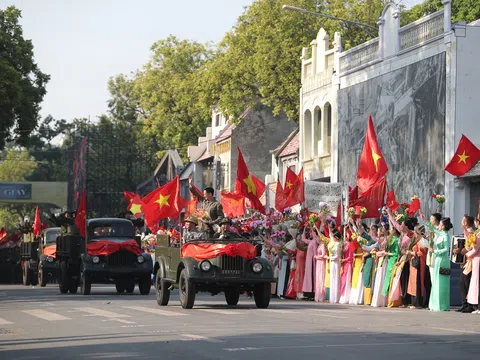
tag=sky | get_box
[1,0,423,123]
[1,0,255,122]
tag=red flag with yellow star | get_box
[356,115,388,193]
[127,194,144,217]
[284,168,297,196]
[123,190,135,206]
[142,177,181,231]
[236,148,266,214]
[221,190,245,217]
[350,177,386,218]
[275,180,289,212]
[445,135,480,177]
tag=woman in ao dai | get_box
[327,229,342,303]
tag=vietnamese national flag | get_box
[284,168,305,208]
[275,180,289,212]
[127,194,144,217]
[408,198,421,216]
[142,177,181,231]
[349,186,358,203]
[386,190,400,211]
[356,115,388,193]
[284,168,297,196]
[75,190,87,238]
[185,198,198,217]
[444,134,480,177]
[350,177,387,218]
[0,227,7,241]
[33,206,42,238]
[221,190,245,217]
[236,148,266,214]
[123,190,135,206]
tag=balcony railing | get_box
[339,38,380,73]
[302,155,331,178]
[399,10,444,52]
[302,67,334,94]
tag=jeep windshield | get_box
[45,229,61,244]
[88,222,135,241]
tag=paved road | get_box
[0,284,479,359]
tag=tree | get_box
[0,6,50,151]
[200,0,387,122]
[0,147,38,232]
[401,0,480,25]
[132,35,214,160]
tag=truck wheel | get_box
[38,265,47,287]
[138,275,151,295]
[253,283,271,309]
[80,265,91,296]
[30,268,38,286]
[125,283,135,294]
[179,269,195,309]
[59,261,69,294]
[22,262,31,286]
[115,283,125,293]
[224,289,240,306]
[69,279,79,294]
[155,269,170,306]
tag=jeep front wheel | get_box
[80,265,91,295]
[155,269,170,306]
[179,269,195,309]
[59,261,69,294]
[38,265,47,287]
[138,275,151,295]
[22,262,31,286]
[115,282,125,293]
[253,282,271,309]
[225,289,240,306]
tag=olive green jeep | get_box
[153,234,274,309]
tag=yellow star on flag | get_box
[130,203,142,215]
[285,181,294,189]
[371,147,382,172]
[457,150,470,164]
[155,194,171,208]
[243,174,257,196]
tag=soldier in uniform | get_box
[182,217,206,243]
[213,218,238,240]
[188,177,224,224]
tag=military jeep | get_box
[153,234,274,309]
[57,218,152,295]
[37,227,61,287]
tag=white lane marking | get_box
[122,306,186,316]
[309,309,348,319]
[223,340,462,351]
[429,326,480,334]
[261,309,300,314]
[109,319,137,324]
[0,318,13,325]
[22,309,71,321]
[197,309,246,315]
[181,334,224,343]
[74,307,130,318]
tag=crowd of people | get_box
[265,209,480,313]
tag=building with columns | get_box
[296,1,480,230]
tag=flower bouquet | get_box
[432,193,445,213]
[347,207,356,217]
[318,202,331,219]
[308,213,320,228]
[359,207,367,218]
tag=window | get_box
[327,104,332,137]
[215,114,220,127]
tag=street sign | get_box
[0,183,32,200]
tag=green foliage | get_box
[402,0,480,25]
[0,6,50,151]
[132,35,214,160]
[200,0,387,123]
[0,148,38,181]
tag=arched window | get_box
[304,110,312,159]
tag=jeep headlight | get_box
[200,260,212,272]
[137,255,145,264]
[92,256,100,264]
[46,256,54,263]
[252,262,263,273]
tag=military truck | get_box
[37,227,61,287]
[56,218,152,295]
[153,235,275,309]
[0,234,22,284]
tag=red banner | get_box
[181,242,257,261]
[86,240,143,256]
[43,244,56,258]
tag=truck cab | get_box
[37,227,61,287]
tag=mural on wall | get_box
[338,53,446,215]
